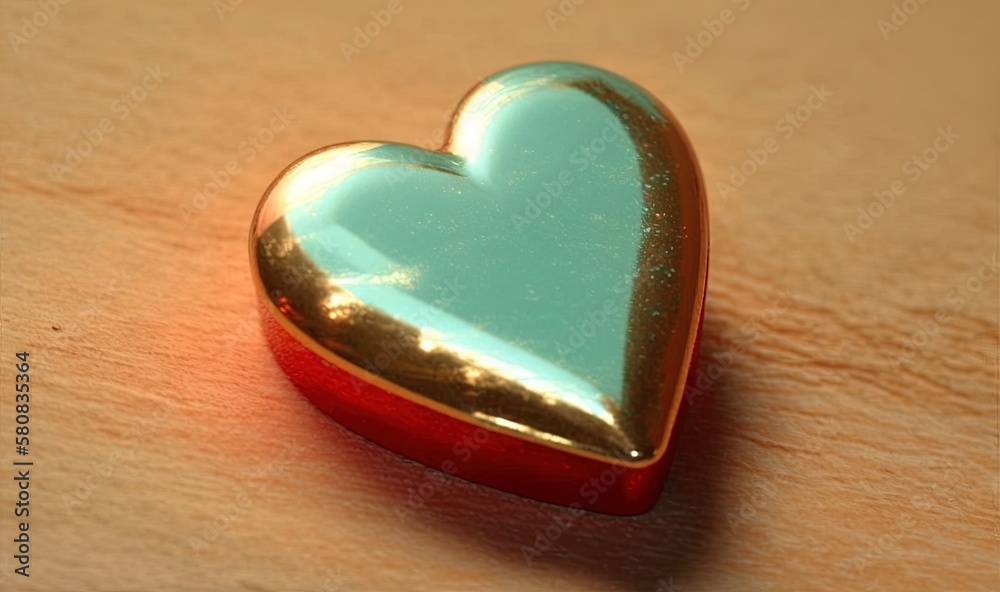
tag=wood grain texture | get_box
[0,1,997,590]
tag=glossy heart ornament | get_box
[250,62,708,515]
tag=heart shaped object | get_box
[250,62,708,515]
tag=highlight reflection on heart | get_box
[250,62,708,515]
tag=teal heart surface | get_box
[252,61,707,473]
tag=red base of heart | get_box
[261,303,701,515]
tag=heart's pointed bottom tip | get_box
[261,303,692,516]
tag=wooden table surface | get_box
[1,1,997,590]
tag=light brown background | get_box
[0,1,997,591]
